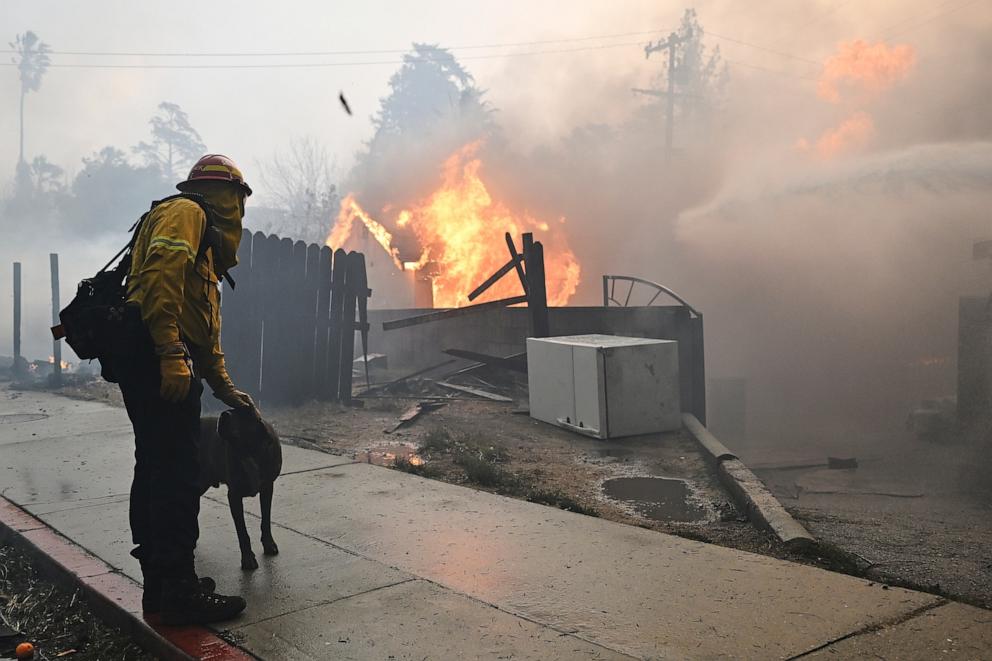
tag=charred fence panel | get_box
[218,232,367,406]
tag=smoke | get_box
[5,1,991,445]
[0,230,124,364]
[677,142,992,434]
[469,4,992,441]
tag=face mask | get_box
[202,187,245,274]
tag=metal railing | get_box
[602,275,701,318]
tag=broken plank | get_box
[355,359,457,395]
[436,381,514,402]
[467,254,524,302]
[384,401,445,434]
[442,349,528,373]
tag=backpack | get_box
[51,192,225,371]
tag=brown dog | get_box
[199,407,283,570]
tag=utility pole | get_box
[635,30,688,160]
[50,253,62,385]
[13,263,22,375]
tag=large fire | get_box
[799,39,915,159]
[817,39,916,104]
[327,142,581,308]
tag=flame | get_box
[798,40,915,160]
[327,142,581,308]
[331,194,404,270]
[818,40,915,103]
[46,356,71,370]
[812,111,876,158]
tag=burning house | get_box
[326,141,581,310]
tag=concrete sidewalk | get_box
[2,388,990,660]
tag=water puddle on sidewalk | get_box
[602,477,707,523]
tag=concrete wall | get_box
[366,305,706,421]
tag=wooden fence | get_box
[220,229,368,406]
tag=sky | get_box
[4,0,983,203]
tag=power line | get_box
[0,39,661,69]
[0,29,671,58]
[723,59,818,82]
[701,29,821,66]
[772,0,854,48]
[877,0,984,39]
[1,21,824,83]
[0,24,820,68]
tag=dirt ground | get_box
[0,543,153,661]
[265,389,814,565]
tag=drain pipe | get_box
[683,413,815,550]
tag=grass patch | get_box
[415,428,597,516]
[419,428,456,455]
[453,453,521,489]
[527,489,600,517]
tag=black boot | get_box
[143,575,217,613]
[160,578,246,625]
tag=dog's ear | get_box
[218,410,234,439]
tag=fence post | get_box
[13,262,23,375]
[50,253,62,385]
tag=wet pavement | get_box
[2,386,992,659]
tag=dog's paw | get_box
[241,552,259,571]
[262,539,279,556]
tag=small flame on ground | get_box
[47,356,71,370]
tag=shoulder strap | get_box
[98,192,235,287]
[175,192,237,288]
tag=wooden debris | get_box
[357,359,457,397]
[385,401,446,434]
[442,349,527,374]
[436,382,514,402]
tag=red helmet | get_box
[177,154,252,196]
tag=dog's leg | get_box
[260,481,279,556]
[228,490,259,570]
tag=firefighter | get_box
[115,154,254,625]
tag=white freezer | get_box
[526,334,681,439]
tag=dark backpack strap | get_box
[103,192,236,287]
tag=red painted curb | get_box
[0,497,255,661]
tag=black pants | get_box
[113,318,202,580]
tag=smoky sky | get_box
[2,1,991,439]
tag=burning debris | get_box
[327,142,581,308]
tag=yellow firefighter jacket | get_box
[125,197,234,393]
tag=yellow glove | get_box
[214,386,255,410]
[157,343,193,403]
[202,360,255,409]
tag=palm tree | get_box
[10,31,51,166]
